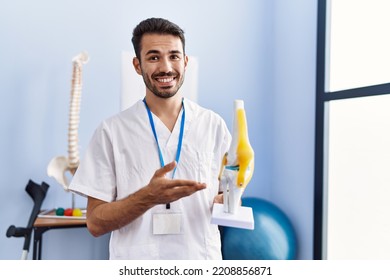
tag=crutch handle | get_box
[6,225,29,238]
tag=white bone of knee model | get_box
[47,52,89,191]
[219,100,254,214]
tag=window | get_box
[314,0,390,259]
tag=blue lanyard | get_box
[143,98,185,180]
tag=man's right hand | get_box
[144,161,207,205]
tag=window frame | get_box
[313,0,390,259]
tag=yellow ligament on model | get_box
[218,153,228,181]
[236,108,254,188]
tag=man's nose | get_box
[158,57,173,73]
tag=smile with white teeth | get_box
[156,77,175,83]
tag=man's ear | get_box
[132,57,142,75]
[184,55,189,70]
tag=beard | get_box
[141,70,185,99]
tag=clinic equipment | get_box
[211,100,255,229]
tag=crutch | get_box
[6,180,50,260]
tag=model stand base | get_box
[211,203,254,230]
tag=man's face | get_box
[133,33,188,99]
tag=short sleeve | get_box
[68,121,117,202]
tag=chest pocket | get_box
[201,151,221,200]
[197,152,213,183]
[178,146,220,201]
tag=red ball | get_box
[64,208,73,216]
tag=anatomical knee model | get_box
[219,100,254,214]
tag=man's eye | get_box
[148,56,158,61]
[171,55,180,60]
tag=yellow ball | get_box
[72,208,83,217]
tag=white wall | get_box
[0,0,316,260]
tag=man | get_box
[69,18,231,259]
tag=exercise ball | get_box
[221,197,297,260]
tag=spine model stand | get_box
[219,100,255,214]
[47,52,89,193]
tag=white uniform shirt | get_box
[69,98,231,259]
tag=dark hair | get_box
[132,18,186,59]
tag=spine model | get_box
[47,52,89,190]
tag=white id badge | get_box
[153,213,182,235]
